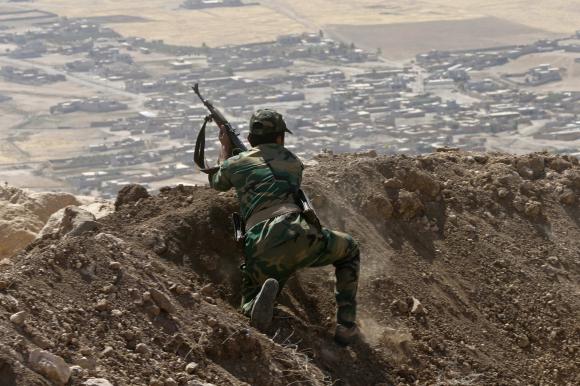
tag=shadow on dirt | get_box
[0,358,16,386]
[269,306,395,386]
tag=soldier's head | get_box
[248,109,292,147]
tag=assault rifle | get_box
[192,83,247,173]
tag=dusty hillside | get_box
[0,150,579,386]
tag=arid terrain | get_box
[0,150,579,385]
[10,0,580,57]
[0,2,579,385]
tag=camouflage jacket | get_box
[209,143,304,220]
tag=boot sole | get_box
[250,278,279,332]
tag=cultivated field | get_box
[12,0,579,59]
[327,17,556,61]
[16,0,306,47]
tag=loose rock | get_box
[84,378,114,386]
[109,261,122,270]
[136,343,151,357]
[29,349,72,386]
[94,299,110,312]
[9,311,26,325]
[149,288,176,313]
[115,184,150,210]
[410,297,426,316]
[164,378,178,386]
[185,361,199,374]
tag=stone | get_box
[29,349,72,386]
[69,365,83,377]
[397,190,424,220]
[0,294,19,311]
[38,206,97,238]
[497,188,510,198]
[548,158,572,172]
[94,233,124,246]
[410,297,426,316]
[10,311,26,325]
[559,190,576,206]
[200,283,216,297]
[164,378,178,386]
[516,334,530,348]
[515,155,545,179]
[187,382,216,386]
[0,279,9,290]
[362,194,393,221]
[524,201,542,218]
[395,169,441,198]
[185,362,199,374]
[149,288,176,314]
[546,256,561,268]
[474,154,489,164]
[191,292,202,302]
[136,343,151,357]
[390,299,409,315]
[383,178,403,189]
[174,285,189,295]
[115,184,150,210]
[68,220,98,236]
[84,378,114,386]
[99,346,114,357]
[146,304,161,317]
[109,261,122,270]
[76,356,96,370]
[94,299,109,312]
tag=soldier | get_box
[209,109,360,346]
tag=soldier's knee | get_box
[342,234,360,262]
[334,238,360,270]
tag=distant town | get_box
[0,10,579,197]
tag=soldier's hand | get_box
[218,125,233,160]
[218,125,233,147]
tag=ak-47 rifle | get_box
[192,83,247,173]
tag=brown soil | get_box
[1,150,579,386]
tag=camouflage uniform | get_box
[209,110,360,327]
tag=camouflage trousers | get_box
[240,212,360,326]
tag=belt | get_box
[245,203,302,230]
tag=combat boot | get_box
[334,323,360,346]
[250,278,279,332]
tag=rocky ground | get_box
[0,150,579,386]
[0,185,112,261]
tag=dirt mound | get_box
[0,186,81,261]
[0,186,113,261]
[0,151,579,386]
